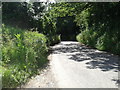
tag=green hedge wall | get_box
[1,25,48,87]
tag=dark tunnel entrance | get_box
[56,16,79,41]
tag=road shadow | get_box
[52,42,120,86]
[52,43,93,54]
[85,52,119,72]
[52,42,119,72]
[112,79,120,86]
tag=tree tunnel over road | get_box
[56,16,79,41]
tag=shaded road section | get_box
[50,41,119,88]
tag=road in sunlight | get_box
[23,41,119,88]
[50,41,119,88]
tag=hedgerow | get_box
[76,29,120,55]
[2,24,48,87]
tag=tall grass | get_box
[1,24,48,88]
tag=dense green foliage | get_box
[2,3,61,87]
[2,25,48,87]
[1,2,120,88]
[76,29,120,54]
[49,2,120,55]
[48,3,80,41]
[2,2,46,29]
[2,2,61,45]
[41,15,61,45]
[75,3,120,55]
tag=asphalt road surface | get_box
[23,41,119,88]
[50,41,119,88]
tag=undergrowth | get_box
[1,24,48,88]
[76,29,120,55]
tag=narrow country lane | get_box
[50,41,119,88]
[23,41,119,88]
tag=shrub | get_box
[47,34,61,46]
[76,29,120,55]
[41,15,61,46]
[96,33,108,50]
[2,24,48,88]
[76,29,98,47]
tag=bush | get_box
[2,24,48,88]
[41,15,61,46]
[96,32,120,55]
[76,29,98,47]
[47,35,61,46]
[96,33,109,50]
[76,29,120,55]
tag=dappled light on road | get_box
[51,41,119,88]
[52,41,119,72]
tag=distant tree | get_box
[2,2,47,29]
